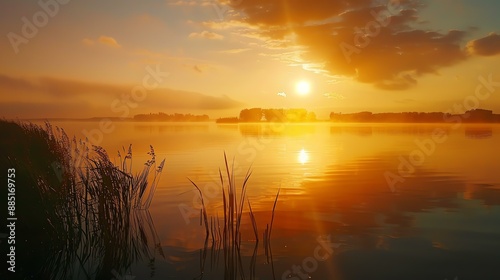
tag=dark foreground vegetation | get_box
[0,120,280,279]
[0,120,164,279]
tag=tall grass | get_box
[189,152,279,280]
[264,187,280,265]
[71,143,165,279]
[0,120,164,279]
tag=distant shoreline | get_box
[12,118,500,124]
[7,108,500,124]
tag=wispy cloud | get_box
[168,0,198,6]
[202,20,256,30]
[82,35,122,48]
[189,31,224,40]
[323,92,345,100]
[217,48,250,54]
[168,0,212,7]
[98,35,122,48]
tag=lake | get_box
[41,121,500,280]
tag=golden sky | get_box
[0,0,499,119]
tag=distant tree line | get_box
[329,109,500,123]
[134,112,210,122]
[216,108,317,123]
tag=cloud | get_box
[0,101,96,119]
[168,0,197,6]
[82,35,122,48]
[218,48,250,54]
[0,74,242,118]
[189,31,224,40]
[210,0,474,90]
[168,0,212,6]
[202,19,256,30]
[467,33,500,56]
[98,35,122,48]
[323,92,346,100]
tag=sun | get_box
[295,81,310,95]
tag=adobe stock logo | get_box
[7,0,72,54]
[340,0,401,63]
[384,73,499,192]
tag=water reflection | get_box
[464,126,493,139]
[329,124,456,136]
[134,123,209,134]
[298,148,309,164]
[269,156,500,279]
[330,125,373,136]
[194,238,274,280]
[37,121,500,279]
[39,207,162,280]
[238,123,316,137]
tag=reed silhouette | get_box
[189,153,279,280]
[0,120,164,279]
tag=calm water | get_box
[44,121,500,280]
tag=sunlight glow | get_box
[298,148,309,164]
[295,81,311,95]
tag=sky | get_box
[0,0,499,119]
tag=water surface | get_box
[45,121,500,280]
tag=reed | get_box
[0,120,164,279]
[189,152,280,279]
[264,187,280,264]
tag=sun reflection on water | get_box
[298,148,309,164]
